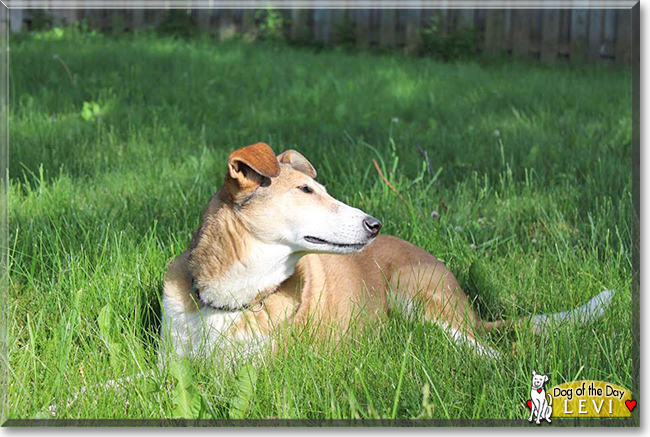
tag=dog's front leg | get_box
[527,401,535,422]
[534,399,543,424]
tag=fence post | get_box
[541,10,560,63]
[616,8,631,64]
[379,9,396,49]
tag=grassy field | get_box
[5,28,633,421]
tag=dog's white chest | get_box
[161,295,267,359]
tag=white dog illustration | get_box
[528,370,552,424]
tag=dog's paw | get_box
[528,417,533,422]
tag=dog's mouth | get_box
[304,236,367,250]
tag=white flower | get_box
[493,129,501,138]
[454,226,463,232]
[532,238,538,244]
[391,117,400,123]
[469,243,477,250]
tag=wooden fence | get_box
[8,8,633,64]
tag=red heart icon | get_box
[625,400,636,412]
[526,400,532,409]
[537,389,542,393]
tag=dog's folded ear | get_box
[226,142,280,195]
[277,149,317,179]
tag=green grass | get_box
[6,29,633,421]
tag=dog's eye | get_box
[298,185,313,194]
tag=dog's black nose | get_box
[363,216,382,237]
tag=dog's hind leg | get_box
[388,262,500,359]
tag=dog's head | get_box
[531,371,549,390]
[223,142,382,254]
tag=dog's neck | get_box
[188,190,301,310]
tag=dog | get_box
[160,142,616,361]
[528,371,552,424]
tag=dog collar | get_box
[191,276,269,313]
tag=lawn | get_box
[6,28,633,422]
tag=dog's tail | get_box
[479,289,616,334]
[546,393,553,406]
[529,289,616,334]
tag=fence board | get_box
[570,9,588,61]
[458,9,474,29]
[291,9,311,42]
[111,9,125,34]
[602,9,616,57]
[484,9,506,54]
[512,10,533,57]
[558,9,571,55]
[541,10,560,62]
[438,8,449,33]
[503,9,513,53]
[587,9,603,60]
[405,9,421,54]
[242,9,256,39]
[313,9,327,43]
[132,9,145,30]
[153,10,165,28]
[9,9,23,33]
[356,9,371,49]
[328,9,345,44]
[196,8,211,32]
[218,9,236,40]
[616,9,631,64]
[379,9,396,49]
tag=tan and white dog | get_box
[160,142,615,361]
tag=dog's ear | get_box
[532,370,537,376]
[544,375,549,383]
[277,149,317,179]
[226,142,280,195]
